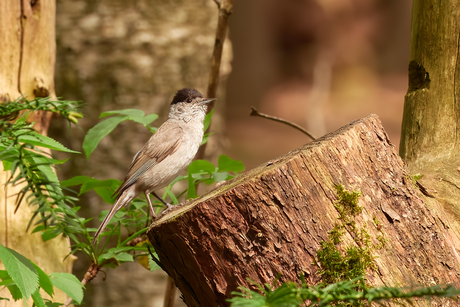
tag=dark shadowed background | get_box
[49,0,411,305]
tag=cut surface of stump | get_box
[147,114,460,307]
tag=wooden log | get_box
[147,114,460,306]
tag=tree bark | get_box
[0,1,73,305]
[148,114,460,307]
[399,0,460,268]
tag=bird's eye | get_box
[186,97,192,103]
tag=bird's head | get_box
[168,88,216,123]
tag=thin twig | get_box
[206,0,233,104]
[196,0,234,159]
[126,235,146,247]
[163,276,177,307]
[250,106,317,140]
[63,262,101,307]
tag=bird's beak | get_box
[198,98,217,105]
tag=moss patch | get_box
[314,184,388,306]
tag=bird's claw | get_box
[158,203,175,216]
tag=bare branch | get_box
[250,106,317,140]
[196,0,234,159]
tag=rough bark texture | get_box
[148,114,460,307]
[0,0,73,306]
[399,0,460,267]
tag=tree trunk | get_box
[0,0,74,305]
[399,0,460,271]
[147,114,460,307]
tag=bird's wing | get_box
[114,122,183,197]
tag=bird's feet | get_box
[161,203,175,215]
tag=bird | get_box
[92,88,216,244]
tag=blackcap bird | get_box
[92,88,215,244]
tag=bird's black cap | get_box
[171,88,204,105]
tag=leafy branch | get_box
[228,276,460,307]
[0,244,84,306]
[0,97,83,236]
[0,96,82,123]
[0,100,245,305]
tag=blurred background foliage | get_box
[48,0,411,306]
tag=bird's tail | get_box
[92,190,134,245]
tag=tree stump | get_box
[147,114,460,306]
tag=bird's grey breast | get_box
[139,119,204,192]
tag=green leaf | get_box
[98,209,125,224]
[6,284,22,301]
[2,160,12,171]
[100,109,144,118]
[148,253,161,272]
[163,187,179,205]
[49,273,83,304]
[41,229,61,242]
[212,171,229,183]
[94,187,117,204]
[80,179,120,195]
[46,158,69,165]
[0,245,38,299]
[0,270,10,280]
[18,133,80,154]
[128,113,158,126]
[218,155,245,172]
[0,269,21,301]
[146,126,157,134]
[114,252,134,262]
[32,156,60,185]
[203,108,214,132]
[32,264,53,297]
[0,148,18,165]
[44,299,62,307]
[83,116,128,159]
[186,180,197,199]
[186,160,217,198]
[0,278,15,287]
[200,132,214,146]
[188,160,216,174]
[168,175,188,187]
[31,288,46,307]
[83,109,160,158]
[97,246,146,264]
[32,225,46,234]
[60,176,94,187]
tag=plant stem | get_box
[163,276,177,307]
[63,262,101,307]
